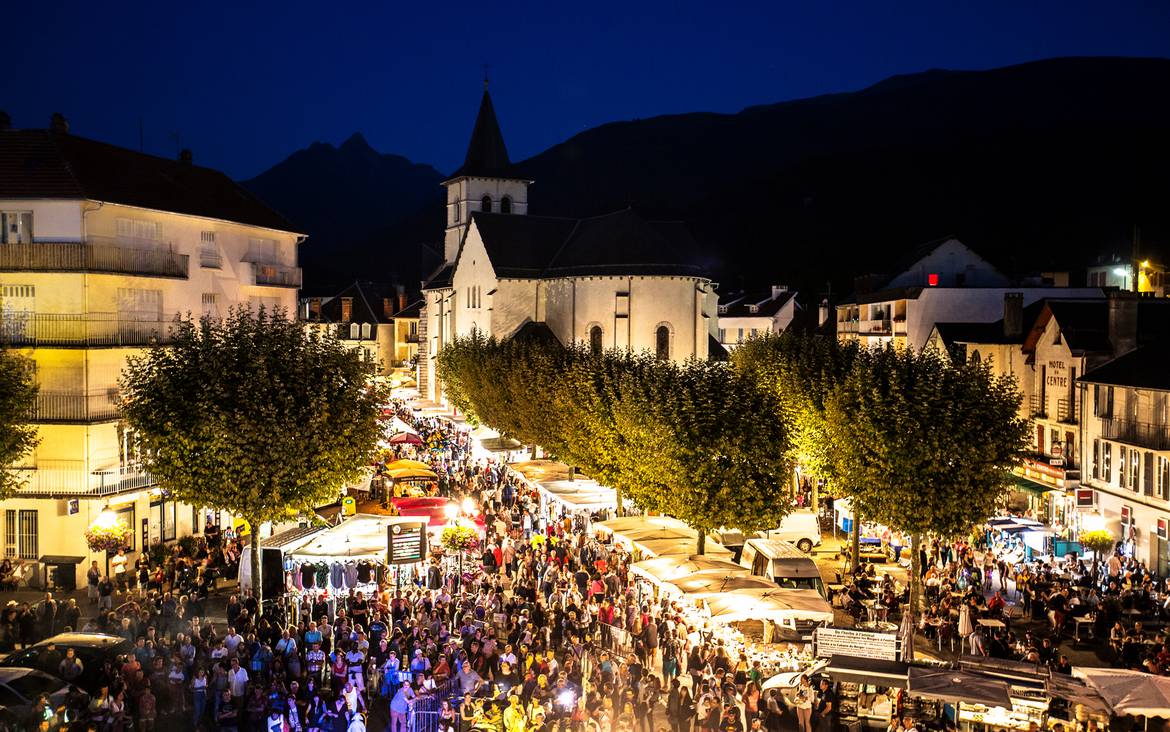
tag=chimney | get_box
[0,111,10,131]
[1108,291,1139,357]
[340,297,353,323]
[1002,292,1024,339]
[771,285,788,299]
[49,113,69,134]
[179,149,193,164]
[818,299,830,327]
[397,285,408,314]
[383,298,395,320]
[308,297,321,319]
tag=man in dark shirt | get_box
[815,679,836,732]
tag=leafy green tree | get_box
[120,308,385,611]
[0,349,39,497]
[823,345,1029,608]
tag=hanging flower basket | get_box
[84,521,132,553]
[441,524,480,553]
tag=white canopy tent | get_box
[537,479,618,512]
[704,588,834,625]
[663,572,776,598]
[284,514,424,561]
[596,515,733,558]
[629,556,748,585]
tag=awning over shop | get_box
[823,656,909,686]
[908,667,1013,708]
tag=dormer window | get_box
[718,305,728,314]
[481,195,493,213]
[500,196,512,214]
[748,305,759,313]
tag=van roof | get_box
[745,539,810,560]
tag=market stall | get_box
[595,515,734,559]
[629,555,748,585]
[1073,668,1170,718]
[662,572,776,598]
[704,587,833,642]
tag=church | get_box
[417,88,720,404]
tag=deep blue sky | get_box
[4,0,1168,179]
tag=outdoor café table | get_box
[1123,608,1145,623]
[861,599,888,622]
[978,618,1005,630]
[1072,615,1095,641]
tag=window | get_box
[1092,439,1100,480]
[452,201,461,224]
[1094,385,1114,419]
[116,506,136,551]
[247,237,278,263]
[361,323,372,339]
[1131,449,1141,492]
[115,217,159,242]
[500,196,512,214]
[152,499,176,543]
[1145,452,1155,496]
[3,511,14,558]
[737,328,744,343]
[201,293,219,318]
[1160,456,1170,501]
[971,350,982,364]
[481,195,492,213]
[589,325,603,355]
[13,510,36,560]
[0,212,33,244]
[655,325,671,360]
[1053,327,1061,345]
[349,323,360,339]
[1155,393,1169,428]
[1120,446,1128,489]
[718,328,726,343]
[116,288,162,319]
[1103,442,1112,482]
[199,231,221,268]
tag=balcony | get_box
[26,390,120,423]
[250,262,302,288]
[405,332,419,344]
[1101,418,1170,451]
[1057,398,1078,424]
[862,318,892,335]
[0,237,189,278]
[1030,395,1048,419]
[0,312,175,347]
[13,461,155,498]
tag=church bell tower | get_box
[442,84,531,263]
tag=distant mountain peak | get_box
[340,132,373,152]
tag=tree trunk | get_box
[249,519,262,618]
[851,509,861,574]
[614,485,623,518]
[910,533,923,612]
[697,531,707,555]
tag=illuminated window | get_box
[927,273,939,286]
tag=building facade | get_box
[418,90,718,404]
[302,282,420,378]
[0,118,301,583]
[717,286,798,350]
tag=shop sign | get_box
[813,627,901,662]
[1016,458,1065,488]
[1075,489,1096,508]
[141,518,149,549]
[1157,518,1167,541]
[387,521,428,564]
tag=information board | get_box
[813,627,901,661]
[387,521,428,564]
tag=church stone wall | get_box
[491,279,538,339]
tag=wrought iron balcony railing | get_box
[0,237,188,278]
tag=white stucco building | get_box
[418,90,718,403]
[0,114,301,585]
[838,236,1101,351]
[717,286,798,350]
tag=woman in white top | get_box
[794,675,815,732]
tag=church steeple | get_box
[448,89,518,181]
[442,86,531,263]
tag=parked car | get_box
[0,633,131,695]
[758,510,822,553]
[739,538,826,597]
[0,667,87,728]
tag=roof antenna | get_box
[483,63,490,91]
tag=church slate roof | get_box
[0,129,299,232]
[470,208,707,280]
[447,91,525,180]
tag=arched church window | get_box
[589,325,603,355]
[971,349,982,364]
[655,325,671,360]
[481,195,492,213]
[452,201,460,224]
[500,196,512,214]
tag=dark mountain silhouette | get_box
[241,133,444,293]
[242,57,1170,298]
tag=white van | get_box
[760,511,821,553]
[739,538,826,598]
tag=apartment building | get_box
[716,285,798,350]
[0,115,302,584]
[301,281,420,377]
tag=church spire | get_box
[449,88,517,180]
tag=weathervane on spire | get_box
[483,63,490,90]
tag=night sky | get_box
[5,0,1168,179]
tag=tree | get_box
[1079,530,1116,558]
[0,348,39,498]
[120,308,385,612]
[824,345,1029,609]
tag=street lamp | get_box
[444,502,459,523]
[461,497,477,516]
